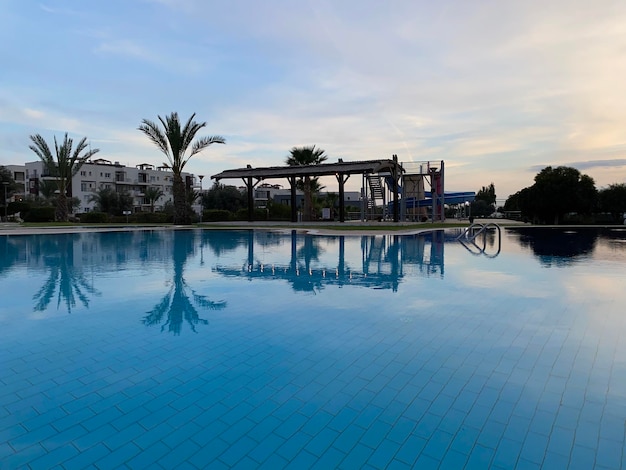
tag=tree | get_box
[89,188,132,215]
[38,179,59,203]
[28,133,99,221]
[138,112,225,224]
[144,186,164,213]
[201,183,246,213]
[285,145,328,221]
[0,166,20,216]
[475,183,496,206]
[516,166,597,224]
[599,183,626,223]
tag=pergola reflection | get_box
[213,231,448,292]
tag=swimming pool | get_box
[1,227,625,468]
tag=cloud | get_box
[529,159,626,172]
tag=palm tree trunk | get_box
[172,175,189,224]
[56,179,69,222]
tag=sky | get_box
[1,0,626,201]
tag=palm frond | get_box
[138,119,171,160]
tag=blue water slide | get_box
[402,191,475,209]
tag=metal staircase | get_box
[366,176,384,208]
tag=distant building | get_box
[12,159,199,213]
[4,165,27,203]
[253,183,362,212]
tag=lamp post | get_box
[198,175,204,224]
[465,200,472,223]
[2,182,8,221]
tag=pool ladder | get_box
[456,222,502,257]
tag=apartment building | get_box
[19,159,199,213]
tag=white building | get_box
[20,159,199,213]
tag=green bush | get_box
[134,212,171,223]
[23,207,55,222]
[8,201,31,216]
[268,203,291,221]
[233,208,268,221]
[203,209,232,222]
[79,212,109,223]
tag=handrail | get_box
[456,222,502,258]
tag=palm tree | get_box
[144,186,164,213]
[285,145,328,221]
[28,133,99,221]
[138,112,225,224]
[89,187,118,214]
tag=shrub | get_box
[134,212,171,223]
[268,203,291,221]
[79,212,109,223]
[203,210,232,222]
[8,201,31,216]
[234,208,267,221]
[23,207,55,222]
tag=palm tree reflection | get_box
[32,234,100,313]
[144,230,225,334]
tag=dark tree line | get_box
[504,166,626,224]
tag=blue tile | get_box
[341,442,374,469]
[422,429,453,461]
[62,443,111,468]
[277,432,312,461]
[8,424,57,452]
[96,441,142,468]
[248,433,285,464]
[413,413,440,439]
[360,420,392,449]
[546,425,574,457]
[367,439,400,468]
[465,443,494,469]
[595,437,622,469]
[449,426,479,455]
[492,437,522,468]
[73,423,118,451]
[305,426,339,457]
[394,434,427,466]
[439,448,469,469]
[27,443,80,469]
[274,412,308,439]
[543,451,569,469]
[158,440,200,468]
[218,435,257,467]
[187,438,230,468]
[0,443,47,469]
[520,431,548,464]
[413,453,439,470]
[286,449,318,469]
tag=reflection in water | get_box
[508,228,599,267]
[213,230,449,292]
[30,234,100,313]
[144,231,225,335]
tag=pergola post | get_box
[289,176,297,222]
[247,176,254,222]
[392,155,400,223]
[336,173,350,223]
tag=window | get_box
[80,171,86,176]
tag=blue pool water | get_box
[1,227,625,469]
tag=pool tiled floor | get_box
[1,230,626,468]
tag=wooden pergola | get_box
[211,156,403,222]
